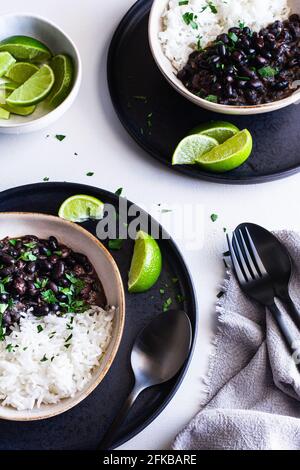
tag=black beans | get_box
[0,235,105,336]
[33,304,50,317]
[0,253,15,266]
[177,15,300,106]
[39,260,52,272]
[52,261,65,279]
[49,236,58,251]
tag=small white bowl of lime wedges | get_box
[0,14,82,134]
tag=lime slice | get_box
[190,121,240,144]
[128,231,162,293]
[0,107,10,120]
[6,62,39,84]
[0,81,18,93]
[58,194,104,222]
[0,52,16,78]
[6,65,55,107]
[2,103,36,116]
[47,54,74,108]
[195,129,253,173]
[0,36,52,63]
[172,134,218,165]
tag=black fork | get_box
[227,227,300,365]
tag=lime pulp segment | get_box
[48,54,74,108]
[190,121,240,144]
[58,195,104,222]
[6,64,55,107]
[172,134,218,165]
[0,36,52,62]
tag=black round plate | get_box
[107,0,300,184]
[0,182,197,450]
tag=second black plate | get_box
[107,0,300,184]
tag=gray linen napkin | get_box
[173,231,300,451]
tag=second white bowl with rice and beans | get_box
[0,212,125,421]
[149,0,300,115]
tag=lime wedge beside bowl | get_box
[5,62,39,84]
[195,129,253,173]
[172,134,218,165]
[190,121,240,144]
[0,36,52,63]
[6,64,55,107]
[128,231,162,293]
[47,54,74,108]
[58,194,104,223]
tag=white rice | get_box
[0,306,115,411]
[159,0,291,70]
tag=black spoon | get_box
[99,309,192,450]
[236,223,300,329]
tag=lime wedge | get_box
[195,129,253,172]
[6,65,55,107]
[0,52,16,78]
[0,81,18,93]
[2,103,36,116]
[5,62,39,84]
[172,134,218,165]
[190,121,240,144]
[47,54,74,108]
[0,107,10,120]
[0,36,52,63]
[58,195,104,222]
[128,231,162,293]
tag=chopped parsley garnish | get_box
[228,32,239,42]
[65,334,73,343]
[205,95,218,103]
[182,12,198,29]
[34,278,48,289]
[37,325,44,333]
[6,344,13,352]
[24,242,37,249]
[0,304,8,315]
[108,239,123,251]
[9,239,18,246]
[43,177,49,182]
[196,35,203,51]
[86,172,94,177]
[258,66,279,78]
[115,187,123,197]
[163,297,172,312]
[176,294,186,303]
[217,291,224,299]
[147,112,153,128]
[133,95,147,103]
[42,289,58,304]
[19,251,37,262]
[211,213,218,222]
[55,135,66,141]
[40,354,48,362]
[201,1,218,14]
[238,20,246,29]
[160,289,165,295]
[179,0,189,5]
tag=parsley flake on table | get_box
[163,297,172,312]
[210,213,218,222]
[43,177,49,182]
[115,188,123,197]
[37,325,44,333]
[55,134,66,141]
[86,172,94,177]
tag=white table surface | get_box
[0,0,299,451]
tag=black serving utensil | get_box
[235,223,300,329]
[99,309,192,450]
[227,226,300,367]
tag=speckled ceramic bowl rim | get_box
[0,13,82,129]
[149,0,300,115]
[0,212,125,421]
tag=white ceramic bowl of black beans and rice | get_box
[149,0,300,115]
